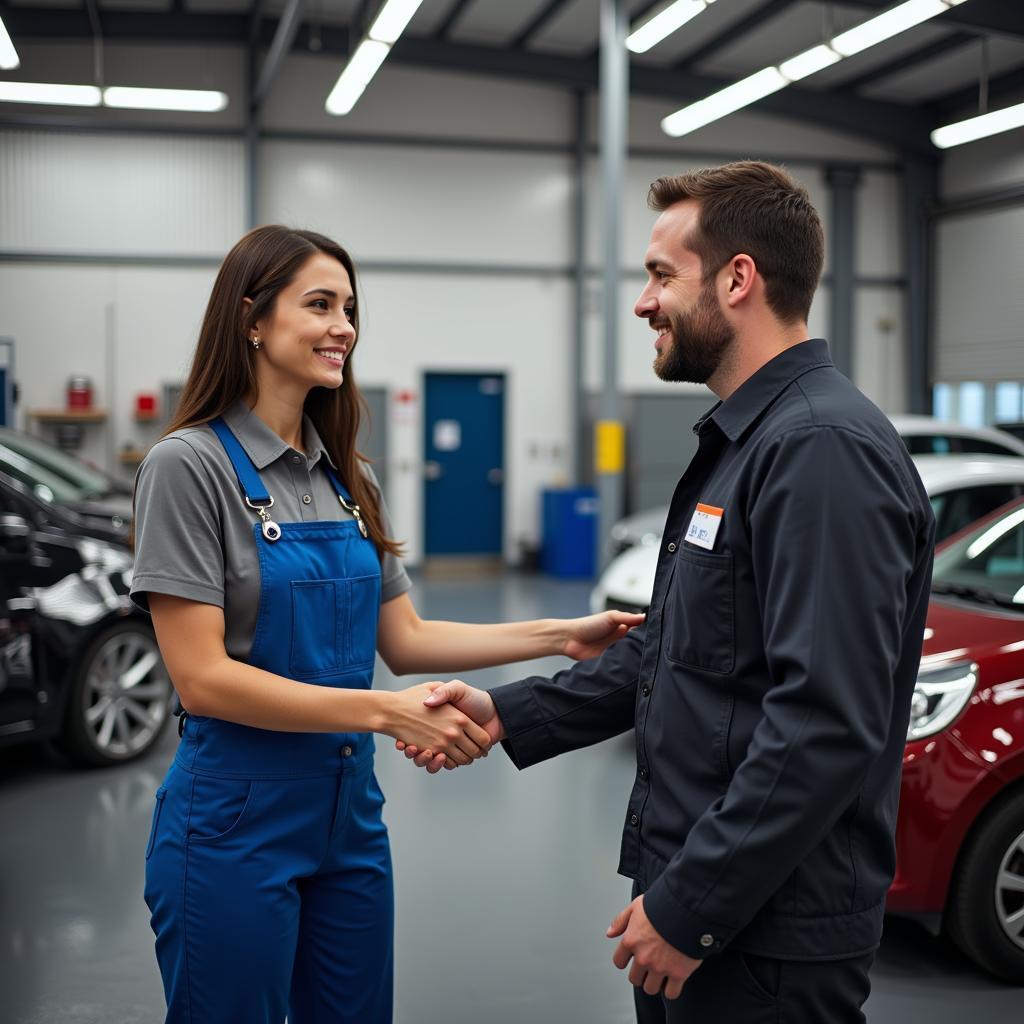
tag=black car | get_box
[0,470,172,766]
[0,427,133,543]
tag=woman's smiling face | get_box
[248,251,357,396]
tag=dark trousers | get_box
[633,946,873,1023]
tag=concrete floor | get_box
[1,572,1021,1024]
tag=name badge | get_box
[685,503,724,551]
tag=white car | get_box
[606,417,1024,557]
[591,454,1024,614]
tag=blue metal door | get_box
[424,372,504,556]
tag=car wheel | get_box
[946,790,1024,983]
[61,620,173,767]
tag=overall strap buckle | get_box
[245,495,282,542]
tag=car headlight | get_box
[77,538,133,574]
[907,661,978,741]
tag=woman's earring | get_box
[251,336,261,350]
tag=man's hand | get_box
[563,610,645,662]
[608,895,701,1000]
[395,681,505,774]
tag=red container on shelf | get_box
[66,376,93,409]
[136,392,158,418]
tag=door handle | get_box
[424,461,443,481]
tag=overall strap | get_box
[208,417,269,503]
[208,417,282,541]
[323,464,369,540]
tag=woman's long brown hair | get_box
[151,225,402,557]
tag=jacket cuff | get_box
[489,680,559,770]
[642,874,736,960]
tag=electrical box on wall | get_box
[0,339,14,427]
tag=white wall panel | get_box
[857,171,902,279]
[935,207,1024,383]
[853,287,906,414]
[0,130,245,255]
[940,126,1024,199]
[259,141,573,267]
[354,271,574,564]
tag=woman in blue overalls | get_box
[131,226,641,1024]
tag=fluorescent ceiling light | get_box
[778,44,840,82]
[626,0,715,55]
[326,39,389,116]
[368,0,426,46]
[661,0,967,138]
[0,16,20,70]
[0,81,101,106]
[831,0,947,58]
[662,68,787,137]
[103,87,228,112]
[931,100,1024,149]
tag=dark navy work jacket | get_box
[490,339,936,962]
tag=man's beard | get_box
[653,281,735,384]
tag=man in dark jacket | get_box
[405,161,935,1022]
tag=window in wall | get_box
[995,382,1023,423]
[958,382,986,428]
[933,383,954,421]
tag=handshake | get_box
[387,680,502,773]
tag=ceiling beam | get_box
[433,0,477,40]
[834,30,977,94]
[510,0,574,50]
[252,0,304,106]
[0,7,935,154]
[838,0,1024,40]
[928,66,1024,120]
[673,0,801,72]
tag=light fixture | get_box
[326,0,425,115]
[661,0,969,139]
[626,0,716,55]
[0,82,101,107]
[103,87,228,112]
[325,39,390,116]
[663,68,787,137]
[0,15,20,70]
[368,0,425,45]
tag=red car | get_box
[889,497,1024,982]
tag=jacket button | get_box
[341,745,353,758]
[291,455,302,464]
[629,812,639,827]
[639,766,648,780]
[641,685,651,697]
[667,542,677,552]
[699,934,714,948]
[302,494,312,504]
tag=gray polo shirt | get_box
[130,399,410,662]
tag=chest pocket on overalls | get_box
[664,546,735,675]
[289,575,381,678]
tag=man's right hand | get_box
[396,681,505,774]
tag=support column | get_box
[825,165,861,381]
[596,0,628,572]
[902,157,939,414]
[571,89,587,486]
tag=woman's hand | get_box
[562,610,645,661]
[380,683,492,766]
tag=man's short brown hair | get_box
[648,161,824,324]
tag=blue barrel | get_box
[540,487,598,578]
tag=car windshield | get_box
[0,428,115,500]
[932,503,1024,612]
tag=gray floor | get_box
[1,572,1021,1024]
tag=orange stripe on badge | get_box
[695,503,724,517]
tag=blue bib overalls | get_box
[144,418,393,1024]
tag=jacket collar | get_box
[698,338,834,442]
[222,400,338,471]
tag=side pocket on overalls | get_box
[145,787,167,860]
